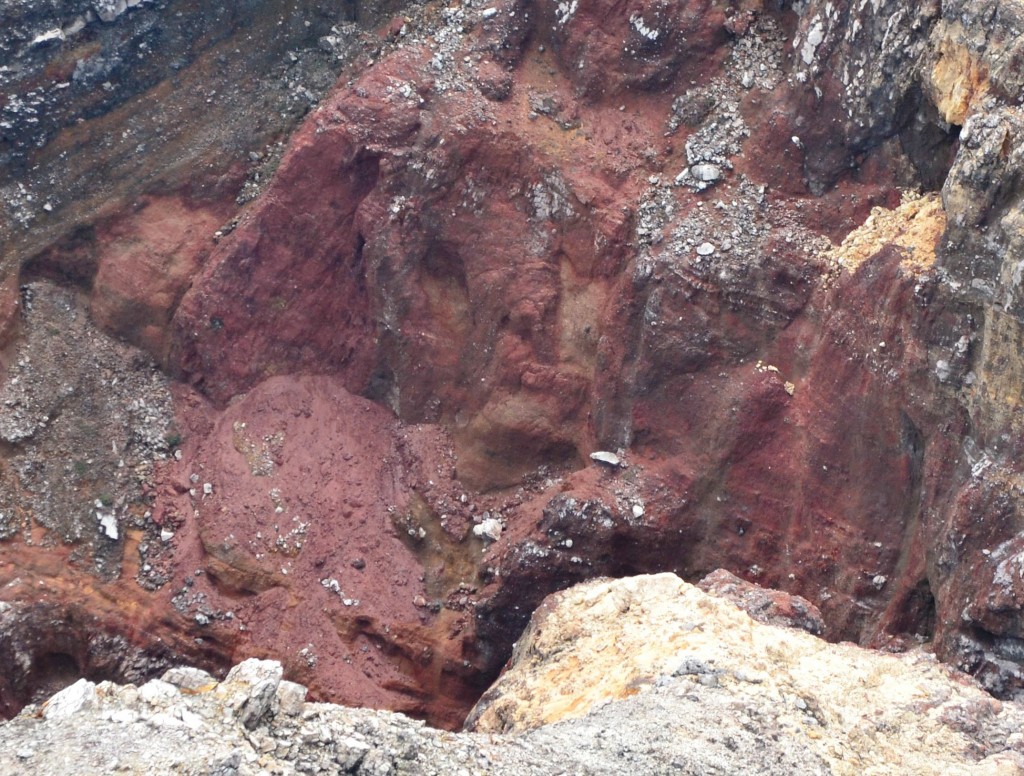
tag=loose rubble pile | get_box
[0,281,174,579]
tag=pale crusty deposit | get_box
[828,191,946,271]
[468,574,1024,776]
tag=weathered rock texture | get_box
[4,575,1024,775]
[4,0,1024,734]
[468,574,1024,774]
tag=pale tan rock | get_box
[924,23,991,126]
[466,573,1024,775]
[827,191,946,272]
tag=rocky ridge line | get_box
[4,574,1023,775]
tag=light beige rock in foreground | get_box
[467,573,1024,776]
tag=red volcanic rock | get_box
[148,375,487,728]
[0,279,19,354]
[171,42,643,489]
[170,51,434,406]
[697,568,825,635]
[90,195,232,359]
[161,0,1022,708]
[0,545,238,720]
[536,0,731,99]
[8,0,1024,730]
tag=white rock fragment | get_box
[800,18,825,65]
[43,679,97,720]
[473,518,503,542]
[629,14,660,40]
[97,511,118,540]
[696,242,716,256]
[221,659,283,730]
[556,0,578,26]
[590,451,623,467]
[482,7,498,18]
[691,164,721,183]
[276,681,307,716]
[631,503,645,519]
[30,28,64,48]
[162,666,216,692]
[139,679,180,706]
[94,0,128,23]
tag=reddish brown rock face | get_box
[147,375,489,727]
[5,0,1024,728]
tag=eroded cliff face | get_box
[4,0,1024,729]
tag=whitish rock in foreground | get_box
[467,573,1024,775]
[2,575,1023,775]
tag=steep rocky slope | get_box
[3,574,1022,775]
[4,0,1024,733]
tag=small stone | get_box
[43,679,97,720]
[631,503,645,518]
[472,518,503,542]
[160,529,175,542]
[351,557,366,570]
[276,680,308,715]
[482,7,498,18]
[413,595,428,607]
[138,679,179,706]
[674,657,714,676]
[696,242,716,256]
[690,164,721,183]
[222,659,283,729]
[162,666,216,692]
[97,512,119,540]
[590,451,622,467]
